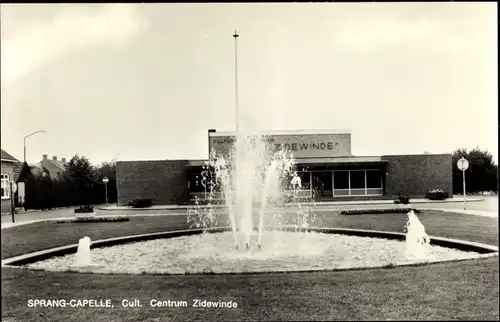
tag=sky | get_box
[0,3,497,164]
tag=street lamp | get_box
[24,130,46,162]
[102,177,109,204]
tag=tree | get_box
[95,161,118,203]
[24,172,53,210]
[452,147,498,194]
[96,161,116,180]
[23,155,119,209]
[62,155,99,205]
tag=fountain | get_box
[404,210,431,259]
[24,134,487,275]
[188,131,305,251]
[73,236,92,267]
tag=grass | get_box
[1,215,189,260]
[1,210,499,321]
[319,211,499,247]
[2,210,497,261]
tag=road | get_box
[2,196,497,226]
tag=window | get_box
[333,171,349,189]
[1,174,10,199]
[187,174,205,193]
[297,171,311,190]
[349,170,365,189]
[366,170,382,188]
[332,169,383,197]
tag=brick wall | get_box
[116,160,190,206]
[381,154,453,197]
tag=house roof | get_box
[16,162,49,182]
[44,159,66,171]
[1,149,19,162]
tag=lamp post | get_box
[102,177,109,204]
[24,130,46,162]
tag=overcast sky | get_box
[1,3,497,164]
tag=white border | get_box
[209,129,352,137]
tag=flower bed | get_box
[341,209,421,215]
[57,217,130,224]
[425,189,449,200]
[127,198,153,208]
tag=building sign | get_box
[209,132,352,158]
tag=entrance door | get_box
[311,171,333,198]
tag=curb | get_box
[2,226,498,271]
[98,197,486,211]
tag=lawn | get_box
[1,210,499,321]
[2,210,497,260]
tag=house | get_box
[15,155,68,208]
[1,149,19,214]
[39,154,67,180]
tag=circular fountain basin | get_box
[24,229,492,275]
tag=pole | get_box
[10,182,15,223]
[23,137,27,163]
[232,30,240,249]
[24,130,46,163]
[105,183,108,204]
[462,169,466,210]
[233,30,239,133]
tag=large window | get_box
[366,170,383,195]
[333,169,382,197]
[333,171,349,196]
[333,171,349,189]
[349,171,365,189]
[367,170,382,188]
[1,174,9,199]
[349,170,366,196]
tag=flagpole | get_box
[233,30,239,133]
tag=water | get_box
[28,209,485,274]
[404,210,431,259]
[187,132,315,250]
[28,231,482,274]
[73,236,92,267]
[187,129,434,259]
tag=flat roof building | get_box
[116,129,453,206]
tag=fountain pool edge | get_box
[2,227,498,272]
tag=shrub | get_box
[127,198,153,208]
[340,208,421,215]
[57,216,129,223]
[394,193,410,205]
[74,205,94,213]
[425,189,449,200]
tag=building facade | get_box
[116,129,453,206]
[1,149,19,214]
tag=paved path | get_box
[2,197,497,229]
[99,197,487,211]
[1,205,107,227]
